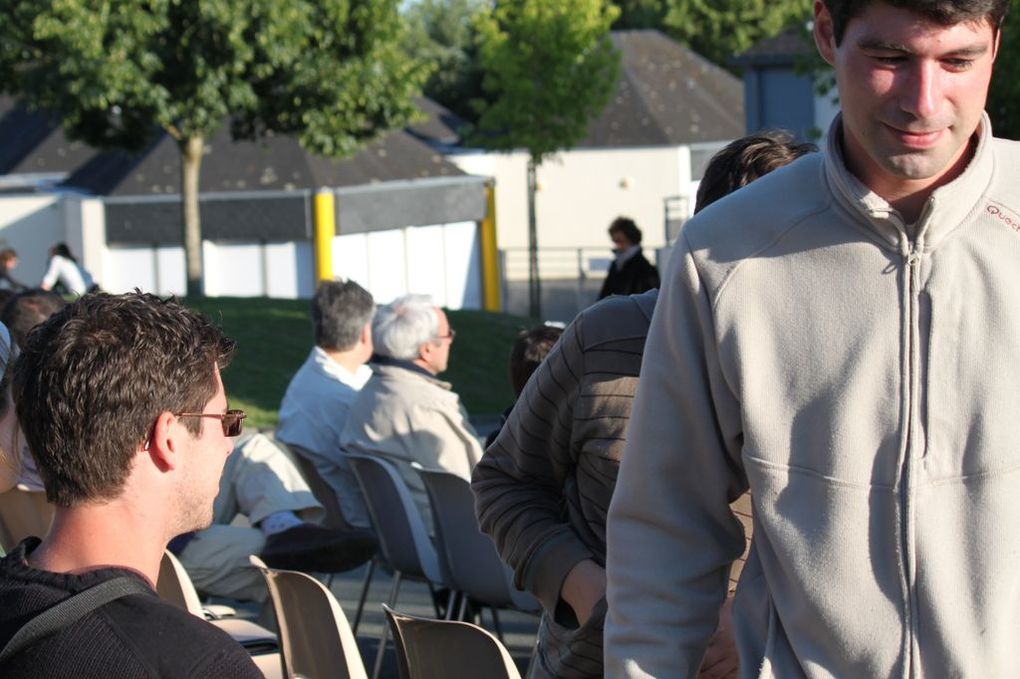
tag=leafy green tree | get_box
[662,0,811,66]
[0,0,427,296]
[611,0,668,29]
[471,0,620,317]
[404,0,487,123]
[988,9,1020,141]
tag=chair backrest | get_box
[157,550,206,617]
[417,469,538,612]
[284,442,355,532]
[346,454,442,584]
[0,488,54,551]
[383,605,522,679]
[250,555,368,679]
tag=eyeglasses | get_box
[174,409,247,437]
[436,328,456,342]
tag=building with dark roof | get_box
[0,97,491,306]
[447,29,744,319]
[731,26,839,141]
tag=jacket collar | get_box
[311,346,371,389]
[823,111,994,253]
[370,355,452,390]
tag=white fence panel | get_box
[203,242,263,297]
[265,241,313,299]
[442,221,480,309]
[332,222,480,309]
[103,247,158,294]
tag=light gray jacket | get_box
[340,360,482,532]
[605,114,1020,678]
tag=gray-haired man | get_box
[340,293,482,531]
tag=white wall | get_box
[1,194,482,306]
[450,145,690,256]
[332,221,481,309]
[103,240,315,298]
[0,195,70,286]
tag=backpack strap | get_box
[0,575,151,664]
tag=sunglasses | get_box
[174,409,247,437]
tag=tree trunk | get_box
[180,135,204,298]
[526,158,541,319]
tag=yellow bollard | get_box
[313,190,335,282]
[480,183,501,312]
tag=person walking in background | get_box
[605,0,1017,675]
[40,243,95,296]
[597,217,659,299]
[474,131,813,679]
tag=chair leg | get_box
[457,594,469,621]
[371,571,402,679]
[490,608,506,645]
[427,582,442,618]
[352,557,377,635]
[444,589,458,620]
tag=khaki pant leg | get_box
[177,523,268,602]
[227,433,323,525]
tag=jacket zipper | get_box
[903,197,937,677]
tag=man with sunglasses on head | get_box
[341,293,482,532]
[0,292,261,677]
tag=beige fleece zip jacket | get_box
[605,114,1020,678]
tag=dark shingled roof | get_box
[64,124,466,196]
[0,98,466,196]
[407,96,465,146]
[0,96,75,176]
[731,26,815,67]
[579,30,744,148]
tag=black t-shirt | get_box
[0,538,262,678]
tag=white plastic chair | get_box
[417,468,539,627]
[250,554,368,679]
[346,453,452,679]
[383,604,522,679]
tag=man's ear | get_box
[814,0,837,66]
[146,411,180,472]
[360,322,372,348]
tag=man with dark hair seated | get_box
[0,292,262,677]
[1,290,375,602]
[484,323,564,449]
[277,279,377,529]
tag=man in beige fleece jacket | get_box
[606,0,1020,676]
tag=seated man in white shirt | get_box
[277,279,375,528]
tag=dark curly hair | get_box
[13,292,235,507]
[695,131,816,214]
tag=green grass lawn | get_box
[184,297,533,429]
